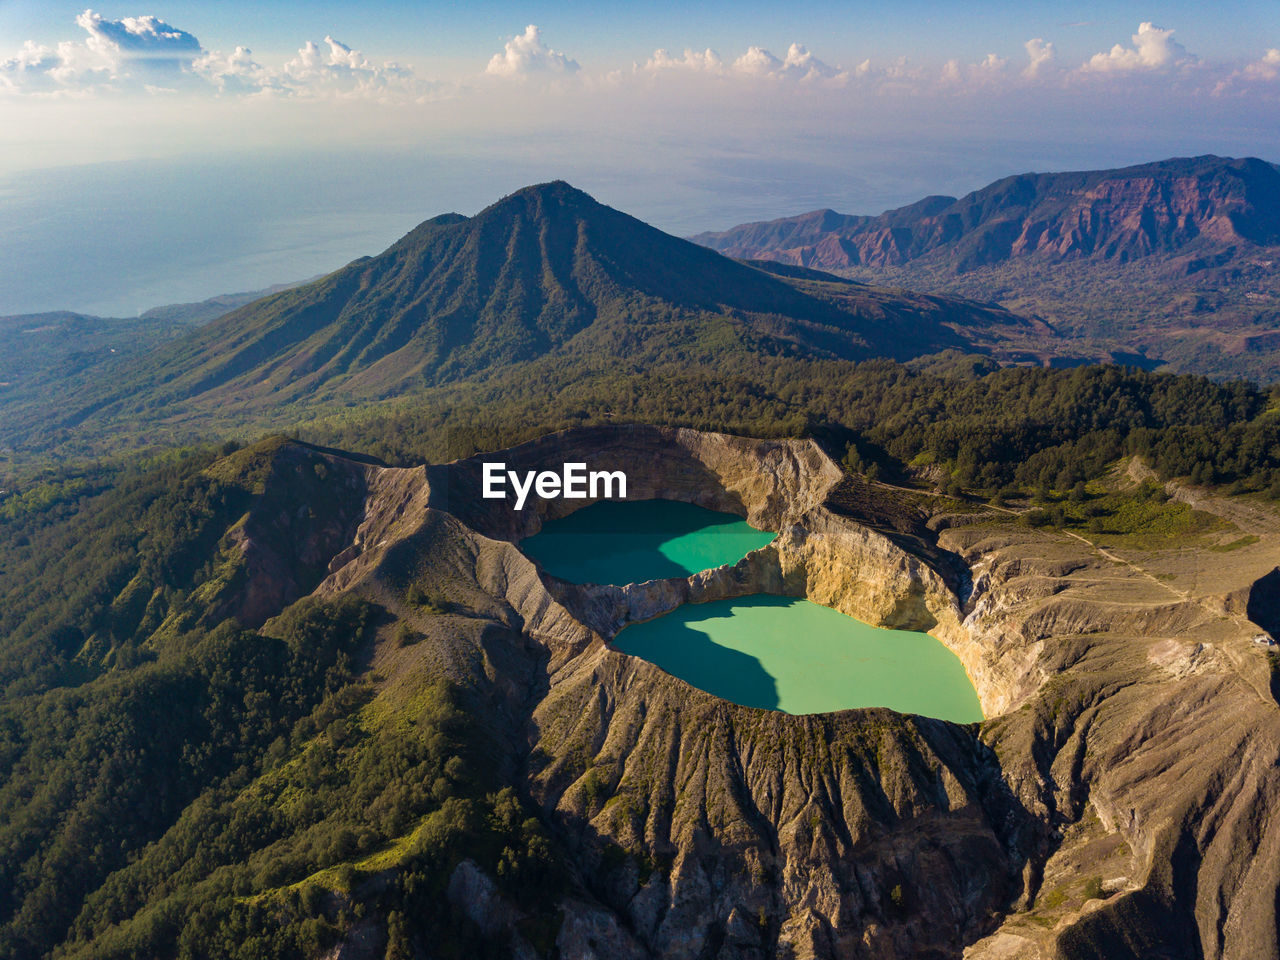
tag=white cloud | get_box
[71,9,202,84]
[1082,22,1191,73]
[193,46,278,95]
[635,41,844,83]
[779,43,845,81]
[1244,48,1280,81]
[1212,48,1280,96]
[486,25,579,77]
[731,43,844,81]
[279,35,418,97]
[733,45,782,76]
[2,10,430,100]
[75,10,200,58]
[0,42,61,92]
[3,9,205,91]
[941,53,1007,86]
[643,48,724,73]
[0,11,1263,110]
[1024,38,1056,78]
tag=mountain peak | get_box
[482,179,599,216]
[44,181,1032,431]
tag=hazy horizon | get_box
[3,3,1279,315]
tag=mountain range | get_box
[692,155,1280,380]
[691,155,1280,273]
[0,181,1043,459]
[7,160,1280,465]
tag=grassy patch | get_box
[1210,535,1260,552]
[1024,486,1230,549]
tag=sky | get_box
[1,3,1278,315]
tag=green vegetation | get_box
[0,593,567,960]
[291,359,1280,503]
[1022,481,1227,548]
[0,181,1025,466]
[0,596,370,959]
[1211,534,1262,552]
[404,584,447,615]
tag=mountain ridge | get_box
[0,180,1045,457]
[690,155,1280,382]
[691,155,1280,272]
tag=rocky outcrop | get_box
[205,439,371,627]
[279,425,1280,959]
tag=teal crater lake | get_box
[616,595,984,722]
[520,499,775,585]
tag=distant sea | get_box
[0,138,1251,318]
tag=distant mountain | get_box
[691,156,1280,272]
[692,157,1280,382]
[0,280,308,389]
[136,279,313,325]
[4,181,1043,451]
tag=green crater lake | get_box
[521,499,775,585]
[616,595,984,722]
[523,500,982,722]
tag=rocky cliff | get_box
[691,156,1280,274]
[250,424,1280,958]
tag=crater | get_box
[519,494,982,720]
[405,424,1036,718]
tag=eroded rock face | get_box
[293,426,1280,959]
[691,157,1280,274]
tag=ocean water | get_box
[616,594,984,722]
[0,140,1027,318]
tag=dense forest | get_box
[2,352,1279,957]
[296,354,1279,496]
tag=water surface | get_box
[615,594,983,722]
[520,498,774,585]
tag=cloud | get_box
[636,42,843,83]
[0,11,1263,110]
[2,10,430,100]
[193,46,277,95]
[2,8,205,92]
[1082,22,1191,73]
[1212,48,1280,96]
[941,53,1007,85]
[732,43,844,81]
[733,46,782,76]
[643,48,724,73]
[486,25,579,77]
[75,10,200,59]
[1024,38,1056,78]
[0,42,61,91]
[1243,48,1280,82]
[280,35,418,97]
[778,43,845,81]
[71,9,202,83]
